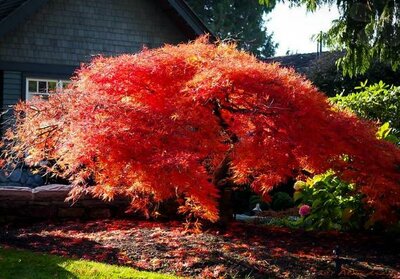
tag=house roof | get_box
[0,0,213,40]
[265,52,321,73]
[0,0,27,20]
[159,0,214,40]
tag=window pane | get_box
[28,81,37,92]
[38,81,47,93]
[27,78,70,100]
[62,81,71,89]
[48,81,57,93]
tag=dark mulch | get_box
[0,219,399,278]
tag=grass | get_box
[0,247,179,279]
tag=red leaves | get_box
[2,37,400,224]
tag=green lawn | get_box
[0,247,179,279]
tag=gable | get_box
[0,0,48,39]
[0,0,203,67]
[0,0,29,21]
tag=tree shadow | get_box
[218,223,400,278]
[0,246,79,279]
[1,219,399,278]
[0,233,125,265]
[5,218,163,234]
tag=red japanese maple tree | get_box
[2,38,400,224]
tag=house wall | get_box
[0,0,195,116]
[0,0,188,67]
[0,0,192,188]
[2,71,21,111]
[0,71,21,138]
[0,0,190,119]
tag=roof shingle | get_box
[0,0,212,40]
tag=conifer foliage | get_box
[2,38,399,224]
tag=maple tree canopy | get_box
[2,38,400,224]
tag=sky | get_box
[265,3,340,57]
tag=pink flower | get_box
[299,205,311,217]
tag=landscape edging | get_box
[0,184,131,223]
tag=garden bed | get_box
[1,219,399,278]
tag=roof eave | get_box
[162,0,216,41]
[0,0,49,40]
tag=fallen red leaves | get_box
[1,219,399,278]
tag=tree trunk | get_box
[212,155,234,229]
[217,186,234,228]
[211,99,237,228]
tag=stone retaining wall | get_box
[0,169,44,188]
[0,184,131,223]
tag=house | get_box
[265,52,324,74]
[0,0,211,221]
[0,0,211,111]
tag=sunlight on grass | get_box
[0,247,179,279]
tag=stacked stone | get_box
[0,184,131,223]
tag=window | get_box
[26,78,70,100]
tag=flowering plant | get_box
[298,205,311,217]
[294,171,366,231]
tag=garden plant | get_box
[289,81,400,231]
[331,81,400,139]
[1,38,399,226]
[293,171,366,231]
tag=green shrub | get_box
[376,122,400,145]
[292,82,399,231]
[271,192,294,211]
[330,81,400,137]
[294,170,366,231]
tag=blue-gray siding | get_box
[2,71,21,109]
[0,0,188,66]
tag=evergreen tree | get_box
[187,0,277,58]
[306,51,400,96]
[260,0,400,76]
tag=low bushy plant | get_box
[330,81,400,137]
[271,192,294,211]
[290,82,399,231]
[376,122,400,145]
[294,171,366,231]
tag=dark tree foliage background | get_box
[261,0,400,77]
[186,0,277,58]
[307,52,400,97]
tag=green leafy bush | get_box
[271,192,294,211]
[291,82,399,231]
[294,171,366,231]
[330,81,400,136]
[376,122,400,145]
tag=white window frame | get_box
[26,78,70,100]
